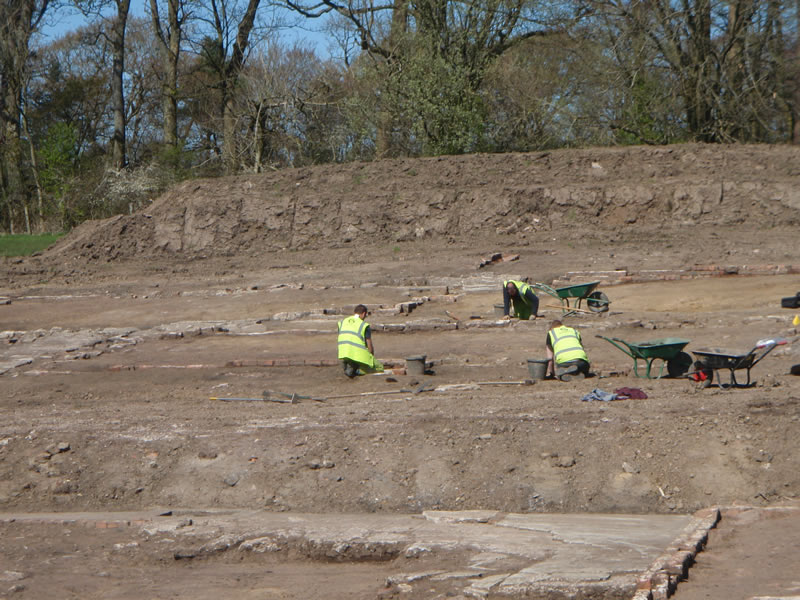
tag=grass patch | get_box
[0,233,64,257]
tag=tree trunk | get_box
[686,0,714,141]
[21,105,45,232]
[110,0,131,170]
[148,0,182,152]
[221,0,262,174]
[0,0,50,232]
[1,119,25,234]
[791,0,800,144]
[375,0,409,158]
[222,84,238,171]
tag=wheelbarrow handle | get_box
[595,335,635,357]
[755,338,787,348]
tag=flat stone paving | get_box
[1,508,719,599]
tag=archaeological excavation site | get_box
[2,143,800,599]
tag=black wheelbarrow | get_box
[691,338,787,389]
[533,281,610,317]
[596,335,692,379]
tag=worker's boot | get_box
[558,364,583,382]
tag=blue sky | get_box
[39,0,147,41]
[39,0,331,56]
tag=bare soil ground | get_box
[1,143,800,599]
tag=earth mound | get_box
[46,143,800,262]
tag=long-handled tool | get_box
[542,303,594,314]
[322,383,435,400]
[210,390,326,403]
[210,396,294,403]
[264,390,326,403]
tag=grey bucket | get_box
[527,358,548,380]
[406,355,427,376]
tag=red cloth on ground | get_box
[614,387,648,399]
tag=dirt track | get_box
[1,143,800,598]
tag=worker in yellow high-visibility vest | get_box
[546,319,590,381]
[502,280,539,320]
[337,304,384,378]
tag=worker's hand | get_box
[501,314,511,320]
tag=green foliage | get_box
[612,74,686,145]
[481,36,577,151]
[39,122,79,198]
[0,233,64,257]
[0,0,792,235]
[382,36,488,156]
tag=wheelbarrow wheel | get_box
[667,352,693,378]
[587,291,610,313]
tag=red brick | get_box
[636,578,652,590]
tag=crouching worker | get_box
[546,319,590,381]
[502,280,539,320]
[337,304,384,378]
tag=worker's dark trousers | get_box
[556,359,590,379]
[342,359,360,378]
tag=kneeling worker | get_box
[338,304,384,378]
[546,319,590,381]
[502,280,540,320]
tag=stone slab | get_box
[0,508,711,598]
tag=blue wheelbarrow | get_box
[691,338,786,389]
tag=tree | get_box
[587,0,798,143]
[192,0,263,173]
[282,0,582,156]
[791,0,800,143]
[148,0,190,156]
[0,0,54,232]
[108,0,131,168]
[379,33,488,155]
[71,0,131,168]
[26,34,109,227]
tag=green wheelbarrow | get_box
[532,281,610,317]
[596,335,692,379]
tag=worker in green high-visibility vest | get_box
[502,280,540,320]
[337,304,384,378]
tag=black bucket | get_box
[406,355,427,376]
[527,358,548,380]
